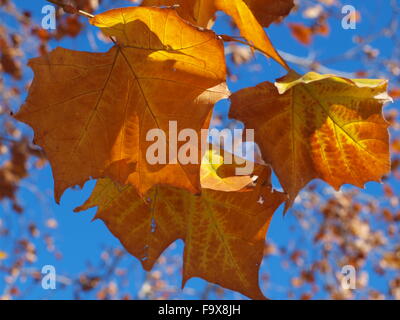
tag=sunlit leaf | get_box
[230,71,392,208]
[75,150,286,299]
[15,7,228,201]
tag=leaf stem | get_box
[219,34,290,71]
[45,0,94,19]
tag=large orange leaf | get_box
[15,7,228,202]
[230,71,392,208]
[75,150,286,299]
[142,0,289,68]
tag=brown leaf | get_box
[15,7,228,202]
[288,22,313,45]
[243,0,294,27]
[75,153,286,299]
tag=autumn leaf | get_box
[75,149,287,299]
[243,0,294,27]
[142,0,290,68]
[141,0,217,28]
[288,23,313,45]
[142,0,294,28]
[381,250,400,269]
[288,21,330,45]
[1,50,22,80]
[199,147,262,191]
[15,7,229,202]
[216,0,288,68]
[389,87,400,100]
[0,139,32,212]
[0,251,8,260]
[230,71,392,208]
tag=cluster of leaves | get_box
[11,0,395,299]
[0,0,400,299]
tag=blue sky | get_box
[1,0,399,299]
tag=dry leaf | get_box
[381,250,400,269]
[389,88,400,100]
[288,22,313,45]
[243,0,294,27]
[75,150,286,299]
[15,7,228,202]
[230,71,391,208]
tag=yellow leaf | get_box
[200,148,262,191]
[75,151,286,299]
[215,0,288,68]
[230,71,392,208]
[0,251,7,260]
[142,0,217,28]
[15,7,228,202]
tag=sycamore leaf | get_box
[15,7,228,202]
[75,149,287,299]
[215,0,288,68]
[230,71,392,208]
[142,0,289,68]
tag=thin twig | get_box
[0,136,19,143]
[277,50,355,78]
[223,35,355,77]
